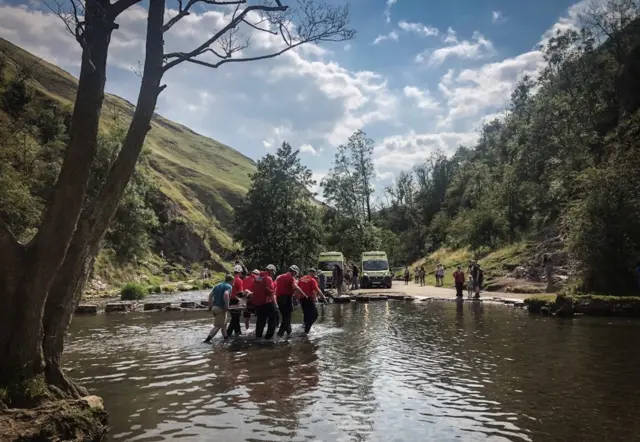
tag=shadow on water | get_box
[64,300,640,441]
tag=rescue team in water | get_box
[204,263,326,343]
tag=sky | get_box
[0,0,587,197]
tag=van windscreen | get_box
[363,260,388,271]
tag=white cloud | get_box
[540,0,587,45]
[403,86,440,112]
[300,143,319,156]
[434,2,587,129]
[492,11,507,24]
[374,130,479,170]
[437,50,545,128]
[263,139,274,149]
[418,30,494,66]
[384,0,399,24]
[344,44,352,51]
[444,27,458,44]
[398,21,439,37]
[372,31,399,45]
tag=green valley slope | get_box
[0,38,256,273]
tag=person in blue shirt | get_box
[203,274,233,343]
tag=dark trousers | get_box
[300,298,318,333]
[277,295,293,337]
[255,303,279,339]
[455,282,464,297]
[227,298,242,336]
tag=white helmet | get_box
[233,264,243,273]
[251,269,260,275]
[289,265,300,274]
[266,264,276,272]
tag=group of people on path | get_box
[453,261,484,299]
[404,266,426,286]
[401,261,484,298]
[204,261,326,343]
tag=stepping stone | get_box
[180,301,197,309]
[105,302,135,313]
[333,296,351,304]
[144,302,171,311]
[75,304,97,314]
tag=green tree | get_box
[322,129,375,222]
[235,142,323,271]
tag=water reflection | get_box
[64,301,640,442]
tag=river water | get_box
[64,299,640,442]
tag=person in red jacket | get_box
[226,265,244,337]
[275,265,307,338]
[298,268,325,333]
[252,264,279,339]
[453,265,465,298]
[243,269,259,330]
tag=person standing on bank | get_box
[351,264,360,290]
[276,265,307,338]
[204,275,233,343]
[226,265,244,337]
[252,264,279,339]
[298,268,326,333]
[543,254,554,293]
[453,266,465,298]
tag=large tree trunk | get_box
[42,0,166,397]
[0,4,115,389]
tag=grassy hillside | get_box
[411,243,549,294]
[0,38,256,276]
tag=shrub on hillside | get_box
[120,282,148,300]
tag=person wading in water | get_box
[275,265,307,338]
[332,264,344,295]
[204,275,233,343]
[242,269,259,330]
[298,268,326,333]
[453,266,465,298]
[252,264,279,340]
[226,265,244,337]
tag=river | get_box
[64,299,640,441]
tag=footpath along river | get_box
[64,298,640,442]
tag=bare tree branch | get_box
[109,0,144,18]
[180,40,306,68]
[163,0,355,72]
[163,0,248,33]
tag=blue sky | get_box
[0,0,586,197]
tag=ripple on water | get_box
[63,301,640,442]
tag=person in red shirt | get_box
[298,268,325,333]
[252,264,279,339]
[275,265,307,338]
[226,265,244,337]
[453,265,465,298]
[243,269,259,330]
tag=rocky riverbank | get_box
[0,396,108,442]
[525,294,640,318]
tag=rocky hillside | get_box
[0,38,256,278]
